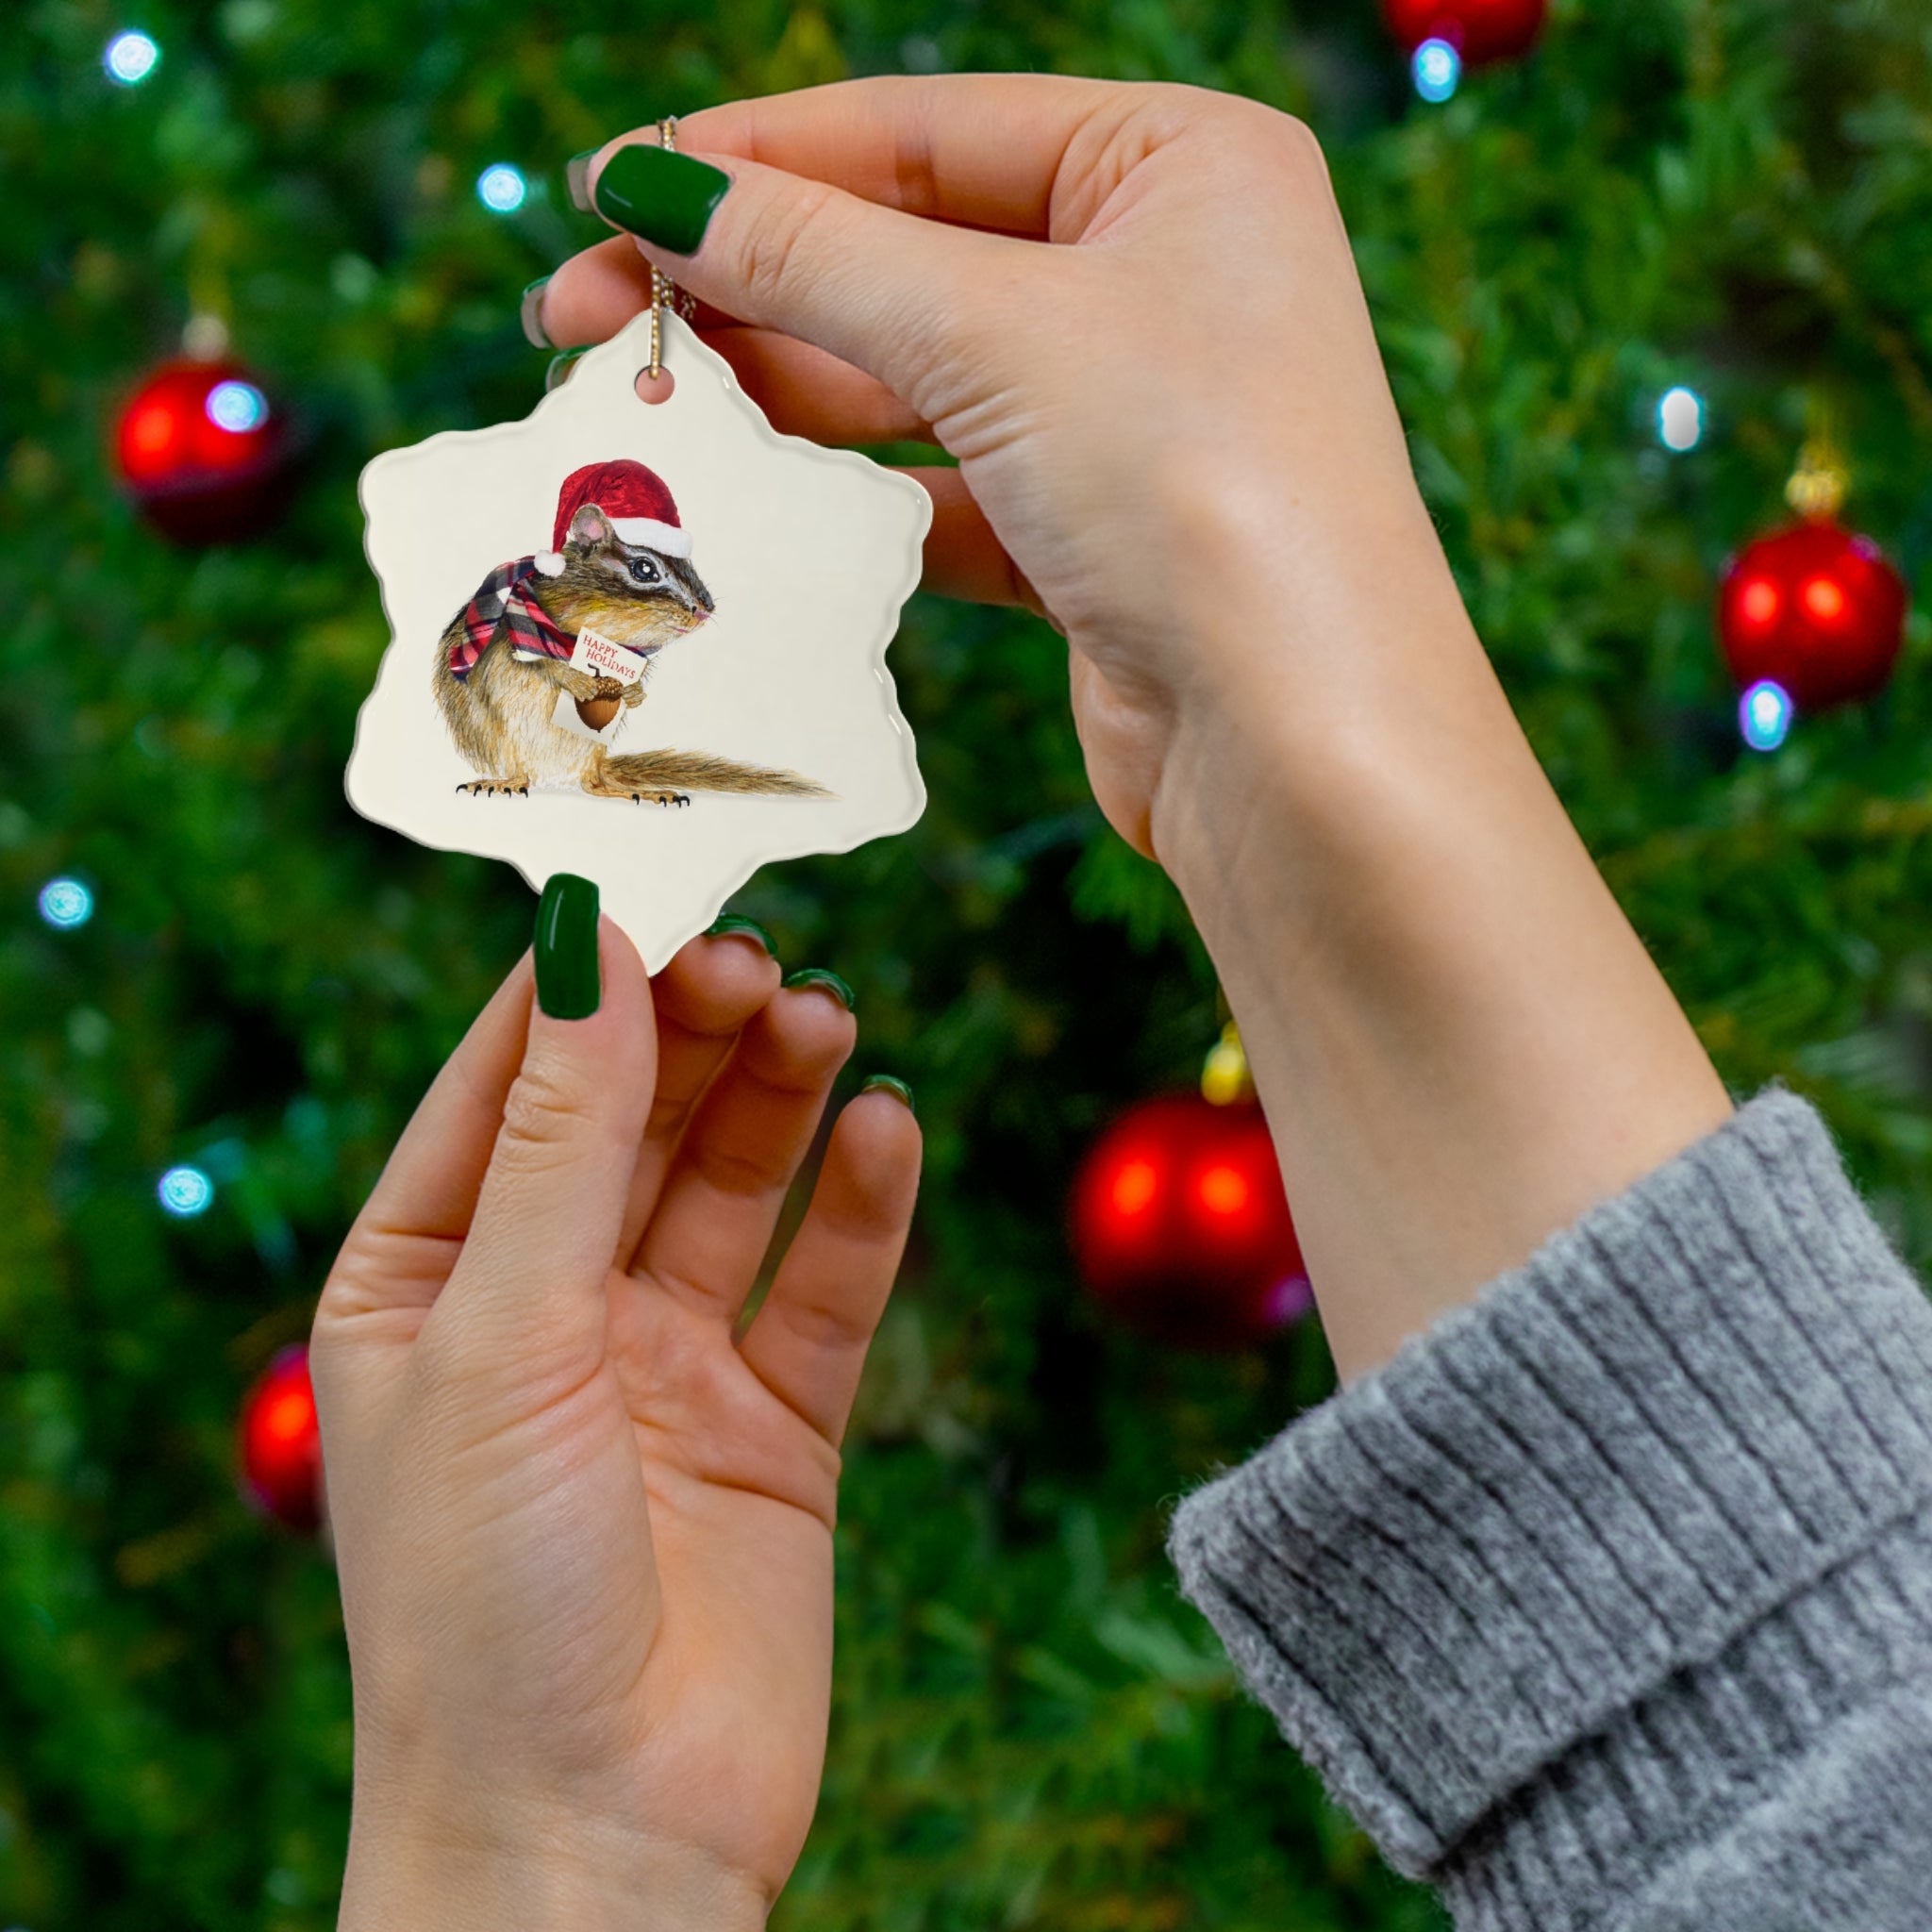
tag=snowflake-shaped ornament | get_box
[349,308,930,970]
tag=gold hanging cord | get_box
[646,117,699,380]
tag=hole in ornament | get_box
[634,368,676,406]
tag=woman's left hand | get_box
[310,905,919,1930]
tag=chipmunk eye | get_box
[627,557,661,584]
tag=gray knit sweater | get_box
[1165,1086,1932,1930]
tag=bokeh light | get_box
[104,30,159,85]
[1109,1158,1158,1218]
[1657,386,1704,452]
[1263,1274,1315,1327]
[158,1165,215,1217]
[205,379,268,433]
[476,163,527,213]
[37,878,92,929]
[1738,577,1780,629]
[1413,39,1461,102]
[1740,679,1793,753]
[1802,575,1846,624]
[1196,1163,1251,1218]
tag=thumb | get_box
[432,875,655,1374]
[585,139,1019,420]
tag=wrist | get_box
[340,1794,768,1932]
[1141,529,1730,1382]
[1146,510,1500,921]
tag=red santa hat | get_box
[534,458,691,575]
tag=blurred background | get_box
[5,1,1932,1926]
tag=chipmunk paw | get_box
[457,779,530,798]
[625,790,691,807]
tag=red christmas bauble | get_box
[1383,0,1547,64]
[238,1344,324,1533]
[113,358,296,544]
[1070,1093,1311,1351]
[1717,520,1907,711]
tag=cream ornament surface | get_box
[348,308,930,970]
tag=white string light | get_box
[104,30,159,85]
[1413,39,1461,102]
[1740,679,1793,752]
[38,878,92,929]
[476,163,527,213]
[158,1166,215,1217]
[1658,386,1705,452]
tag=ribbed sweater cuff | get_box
[1165,1087,1932,1888]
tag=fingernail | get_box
[783,967,855,1011]
[705,914,777,958]
[545,347,589,392]
[861,1074,914,1116]
[520,275,553,349]
[592,142,730,256]
[566,149,597,213]
[535,874,601,1019]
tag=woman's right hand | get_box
[541,75,1736,1386]
[536,76,1466,860]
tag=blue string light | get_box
[476,164,527,213]
[38,879,93,929]
[158,1166,215,1218]
[1658,386,1705,452]
[104,30,159,85]
[1740,679,1793,753]
[1413,38,1461,103]
[206,380,268,433]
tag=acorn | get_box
[575,676,625,732]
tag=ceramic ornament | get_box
[348,308,931,970]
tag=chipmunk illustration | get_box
[432,458,829,806]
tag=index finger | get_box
[650,73,1139,237]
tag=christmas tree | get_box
[4,1,1930,1926]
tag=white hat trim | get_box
[610,515,692,558]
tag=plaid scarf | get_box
[447,557,575,680]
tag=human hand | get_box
[538,81,1732,1387]
[537,75,1464,859]
[311,888,919,1928]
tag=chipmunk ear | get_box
[567,503,612,549]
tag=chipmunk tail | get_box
[602,750,835,798]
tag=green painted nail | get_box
[520,275,552,350]
[592,142,730,257]
[565,149,597,214]
[705,914,777,958]
[783,967,855,1011]
[544,347,589,392]
[535,874,600,1019]
[861,1074,914,1115]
